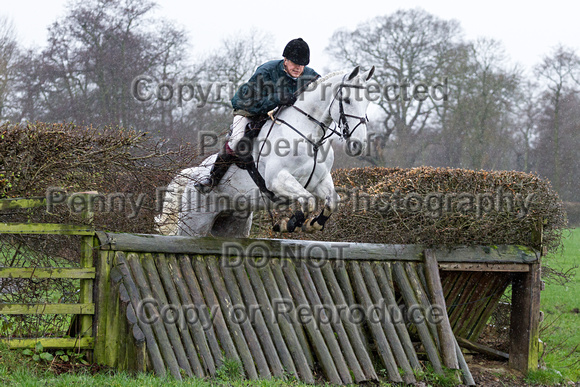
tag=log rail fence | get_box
[0,196,543,384]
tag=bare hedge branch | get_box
[257,167,566,254]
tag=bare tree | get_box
[437,38,521,170]
[327,8,464,167]
[197,29,274,109]
[0,16,18,120]
[513,80,542,172]
[170,30,274,146]
[534,45,580,192]
[11,0,188,134]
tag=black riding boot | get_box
[194,151,236,193]
[195,116,267,194]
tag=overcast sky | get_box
[3,0,579,74]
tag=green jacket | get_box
[231,59,319,116]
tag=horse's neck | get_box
[260,73,344,142]
[293,99,331,128]
[290,77,339,129]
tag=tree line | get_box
[1,1,579,203]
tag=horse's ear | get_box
[347,66,360,81]
[366,66,375,81]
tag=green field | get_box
[536,228,580,382]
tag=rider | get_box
[195,38,320,193]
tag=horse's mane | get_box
[305,70,348,92]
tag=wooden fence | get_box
[0,195,95,350]
[0,196,543,384]
[90,232,542,384]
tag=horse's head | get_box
[327,66,375,156]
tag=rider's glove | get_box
[278,93,297,106]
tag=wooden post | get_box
[392,262,444,374]
[373,263,421,371]
[94,250,114,363]
[206,257,262,380]
[79,193,95,359]
[454,337,476,385]
[191,256,241,364]
[140,253,194,377]
[309,263,373,382]
[114,252,167,377]
[424,249,459,369]
[104,265,122,367]
[349,262,403,384]
[221,262,284,378]
[297,261,354,385]
[79,235,95,339]
[152,253,205,377]
[360,262,415,384]
[248,259,313,383]
[509,261,541,373]
[267,259,315,368]
[508,220,542,373]
[281,259,343,385]
[176,254,223,371]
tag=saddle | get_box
[222,117,280,202]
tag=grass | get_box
[0,344,308,387]
[414,365,462,387]
[538,227,580,382]
[525,368,566,386]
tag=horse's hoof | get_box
[302,218,323,233]
[285,212,305,232]
[273,218,290,232]
[293,210,306,226]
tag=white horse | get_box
[156,66,375,237]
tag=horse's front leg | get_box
[302,175,340,233]
[269,170,317,233]
[273,209,306,233]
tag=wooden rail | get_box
[95,231,539,263]
[0,195,96,350]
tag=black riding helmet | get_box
[283,38,310,66]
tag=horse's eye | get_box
[343,97,351,104]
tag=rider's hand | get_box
[278,93,297,106]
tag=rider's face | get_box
[284,59,305,78]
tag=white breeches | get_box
[227,115,250,151]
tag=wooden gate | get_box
[0,196,95,350]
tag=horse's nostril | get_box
[345,139,363,157]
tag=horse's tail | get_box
[154,171,191,235]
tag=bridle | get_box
[260,74,368,189]
[331,75,370,140]
[272,74,369,148]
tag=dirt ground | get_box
[461,354,578,387]
[467,355,527,386]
